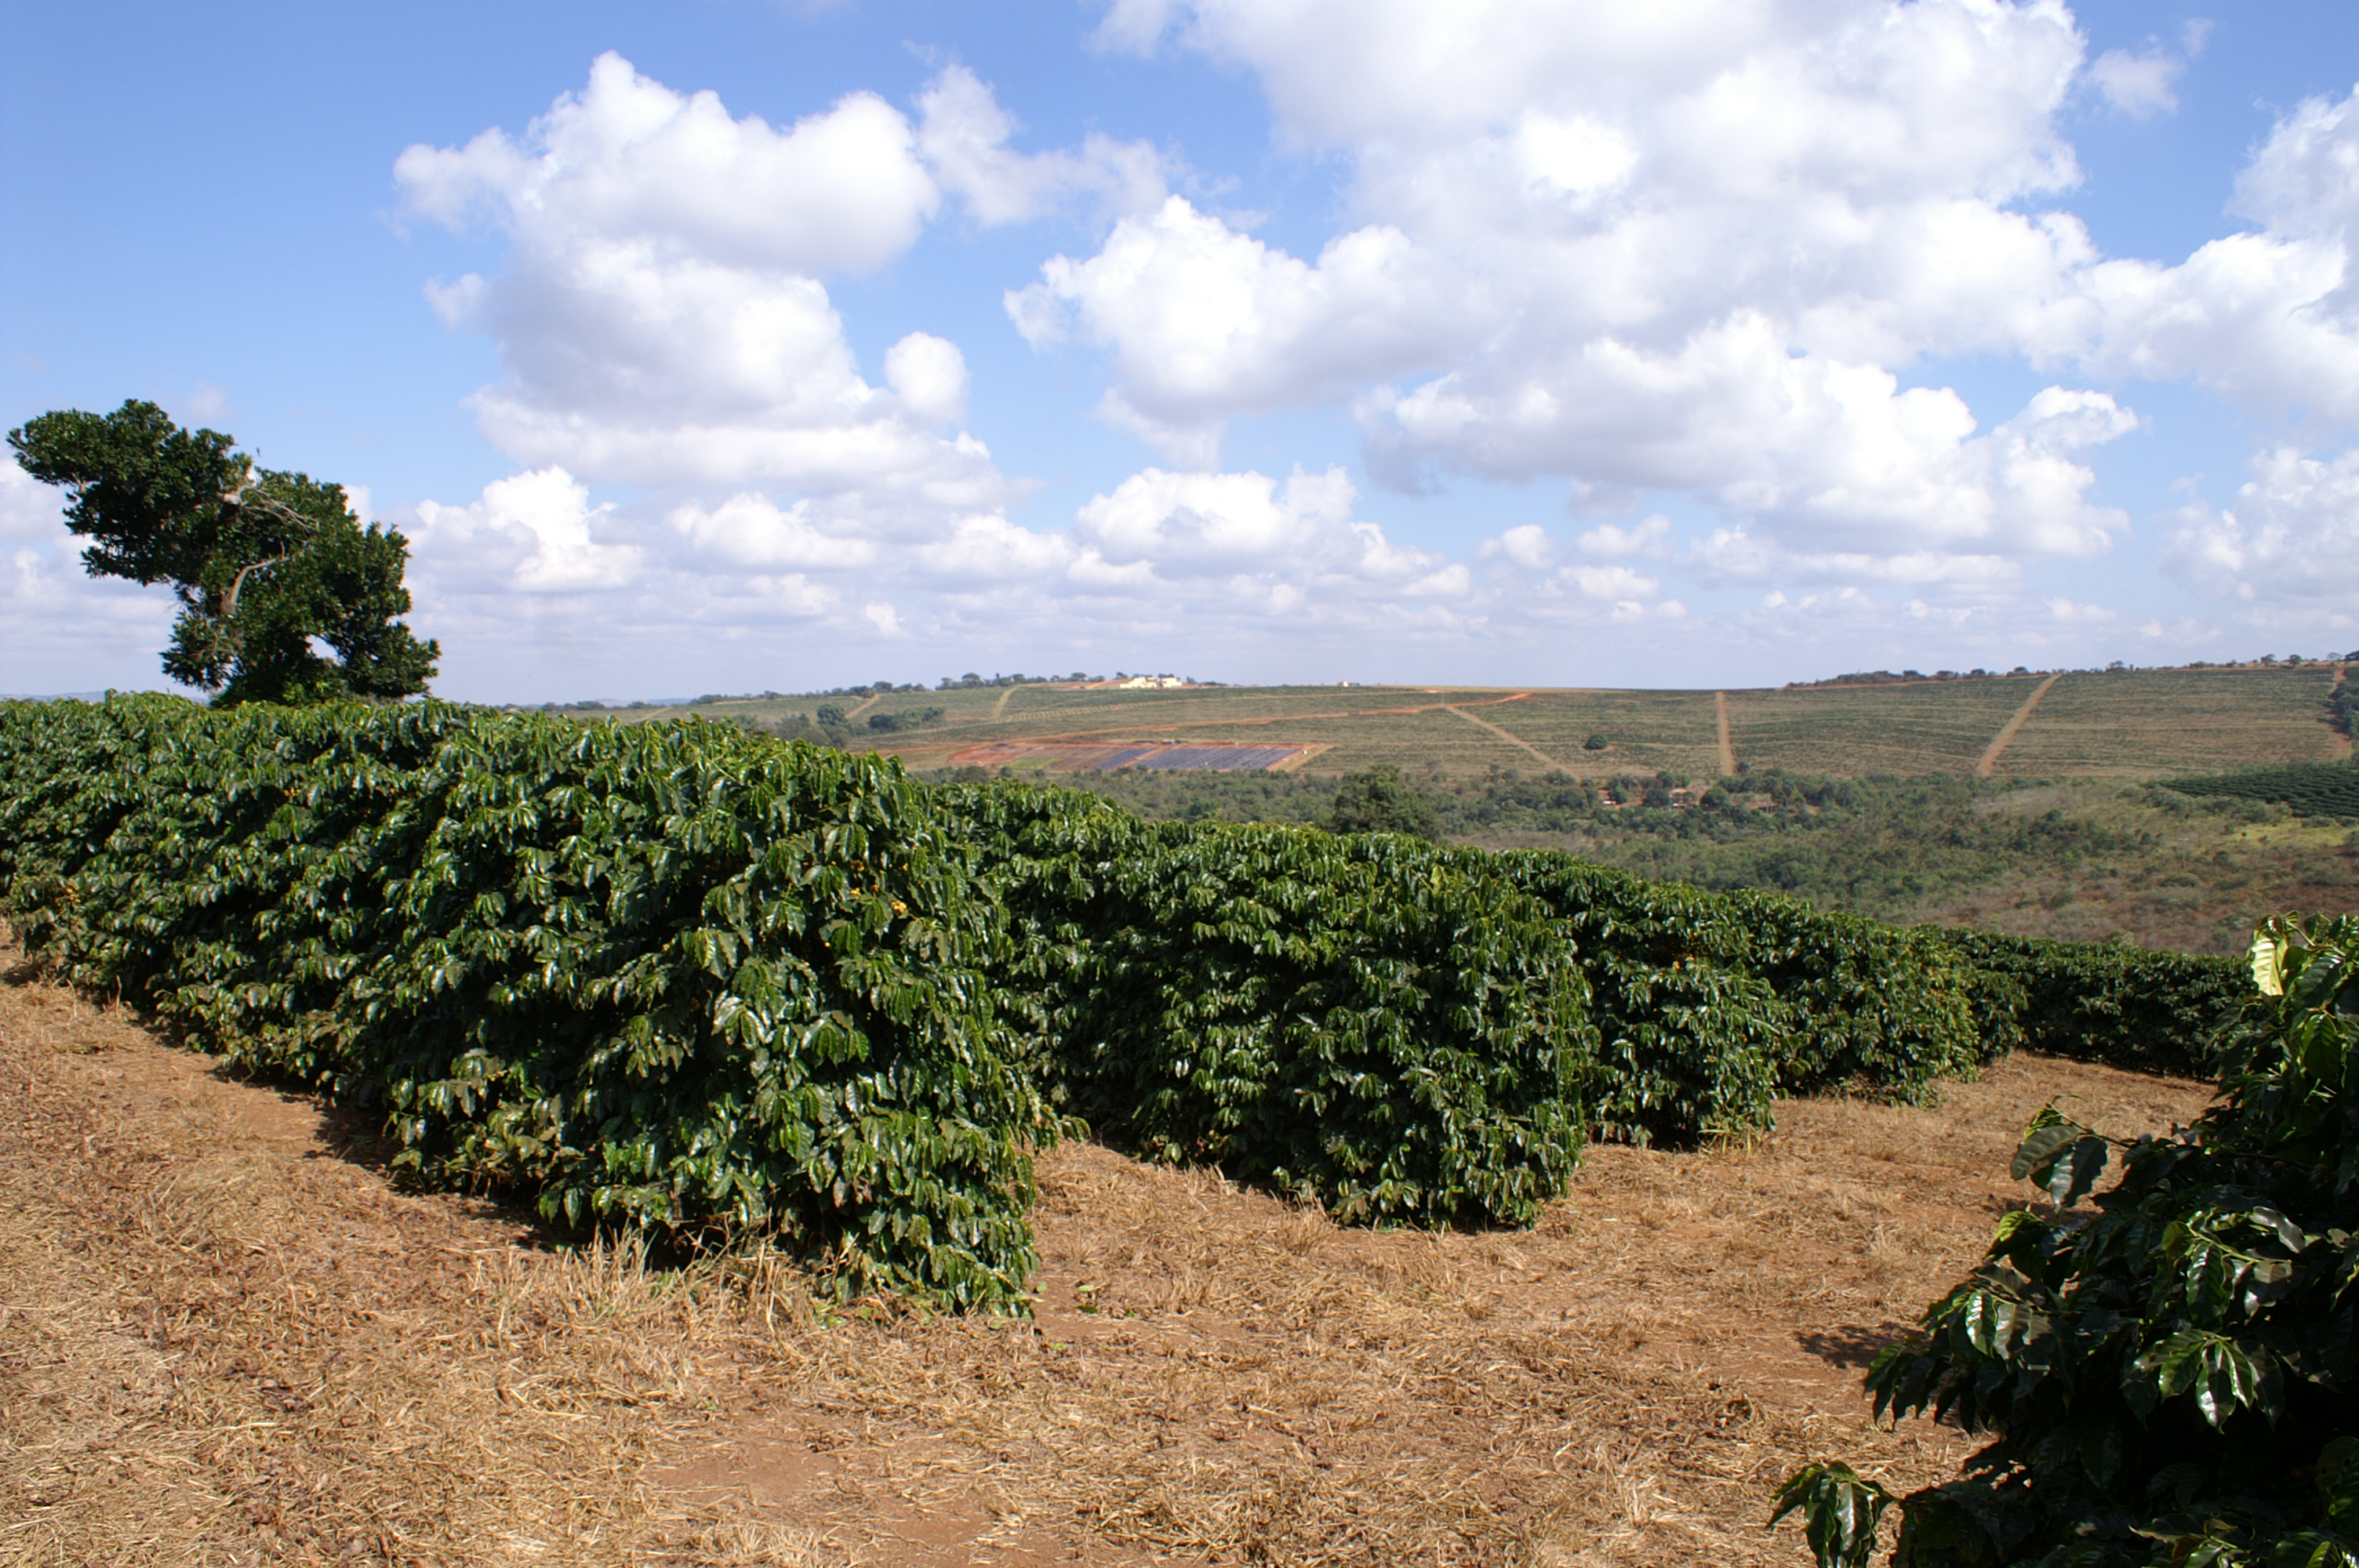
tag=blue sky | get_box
[4,0,2357,699]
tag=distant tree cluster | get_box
[939,671,1084,689]
[867,707,945,733]
[1785,653,2359,691]
[1785,668,2007,688]
[1325,765,1440,840]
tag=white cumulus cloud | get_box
[915,64,1169,224]
[394,55,1012,506]
[2165,445,2359,616]
[1017,3,2359,620]
[0,460,181,693]
[411,467,646,593]
[2088,44,2183,119]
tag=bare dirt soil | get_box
[0,936,2214,1567]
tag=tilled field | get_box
[0,935,2213,1566]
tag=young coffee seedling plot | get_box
[1725,681,2034,781]
[1992,666,2349,779]
[1484,690,1728,779]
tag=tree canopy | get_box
[1327,764,1440,840]
[9,399,439,705]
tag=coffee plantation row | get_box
[2155,761,2359,821]
[1778,913,2359,1568]
[0,698,2248,1308]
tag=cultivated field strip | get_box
[613,666,2350,783]
[1975,673,2063,779]
[1724,681,2033,779]
[1481,691,1725,779]
[1992,667,2349,778]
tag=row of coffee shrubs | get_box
[0,699,2249,1309]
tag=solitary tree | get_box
[9,400,439,704]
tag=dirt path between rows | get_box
[2334,663,2352,760]
[943,691,1536,746]
[1976,672,2063,779]
[1,935,2212,1566]
[1716,693,1736,777]
[1445,702,1565,773]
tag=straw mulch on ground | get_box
[0,932,2213,1566]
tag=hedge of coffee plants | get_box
[2156,762,2359,822]
[0,695,1051,1308]
[940,781,1595,1225]
[1928,927,2253,1077]
[0,698,2257,1311]
[1496,854,1990,1142]
[1776,914,2359,1568]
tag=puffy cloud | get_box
[2165,445,2359,613]
[889,465,1477,640]
[1009,197,1459,462]
[1379,328,2135,565]
[1479,523,1558,568]
[666,493,876,572]
[2075,237,2359,425]
[2234,85,2359,243]
[396,56,1012,505]
[389,53,1224,691]
[1074,466,1467,603]
[1474,519,1688,626]
[914,64,1169,224]
[2088,43,2183,120]
[394,52,937,275]
[884,332,970,428]
[1020,2,2107,564]
[1976,85,2359,428]
[0,459,63,547]
[1477,549,1685,628]
[1576,514,1672,559]
[0,461,180,693]
[1020,4,2359,615]
[2089,21,2208,120]
[916,514,1081,582]
[396,54,1160,521]
[410,467,646,593]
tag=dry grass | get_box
[0,931,2217,1566]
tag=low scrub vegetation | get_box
[975,762,2357,954]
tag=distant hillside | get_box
[558,662,2354,785]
